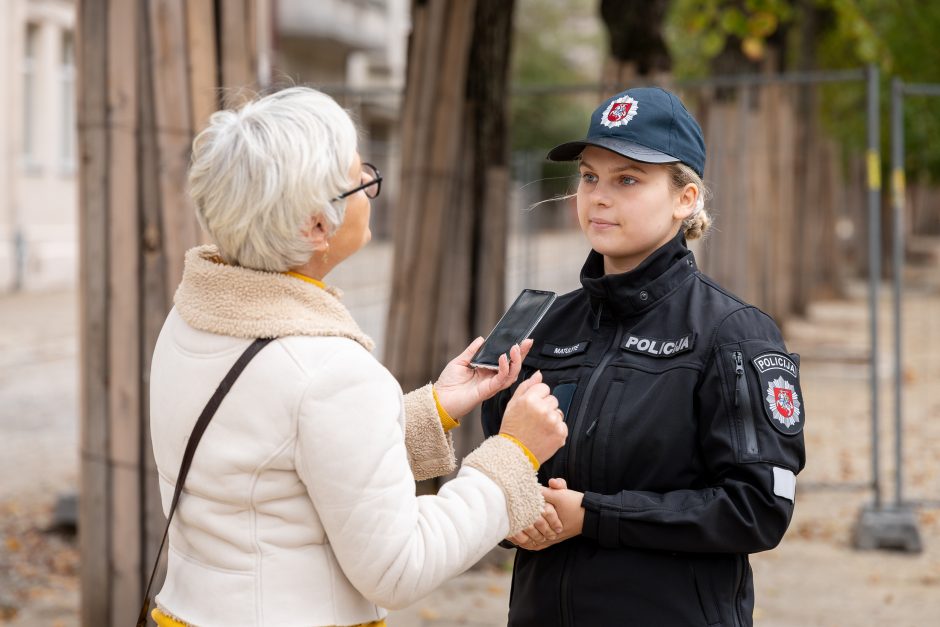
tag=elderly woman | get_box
[146,87,567,627]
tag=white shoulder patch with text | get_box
[773,466,796,502]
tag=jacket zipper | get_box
[558,323,623,627]
[732,351,759,456]
[733,554,747,627]
[558,547,571,626]
[566,323,624,481]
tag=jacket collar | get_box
[580,230,697,321]
[174,245,375,351]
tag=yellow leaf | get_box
[741,37,764,62]
[419,607,440,620]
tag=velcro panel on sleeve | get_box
[772,466,796,502]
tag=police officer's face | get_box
[576,147,693,274]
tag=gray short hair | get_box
[188,87,358,271]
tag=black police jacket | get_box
[482,232,806,627]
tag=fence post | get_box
[852,70,923,553]
[867,63,882,512]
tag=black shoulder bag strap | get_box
[137,337,274,627]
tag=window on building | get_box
[61,30,76,172]
[22,23,40,170]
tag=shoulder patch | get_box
[541,341,589,358]
[751,352,803,435]
[622,333,694,358]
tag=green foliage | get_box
[665,0,795,76]
[817,1,940,181]
[666,0,940,182]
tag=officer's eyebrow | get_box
[579,159,647,174]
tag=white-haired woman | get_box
[147,87,567,627]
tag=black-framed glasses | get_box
[333,162,382,201]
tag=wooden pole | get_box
[77,1,259,623]
[385,0,516,467]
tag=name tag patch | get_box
[541,341,590,358]
[751,352,803,435]
[622,333,694,358]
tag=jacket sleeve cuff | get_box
[581,491,621,548]
[403,383,457,481]
[431,386,460,432]
[464,436,544,536]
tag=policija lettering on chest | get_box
[621,333,694,358]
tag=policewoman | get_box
[482,87,806,626]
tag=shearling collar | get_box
[174,245,375,352]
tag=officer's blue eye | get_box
[619,176,637,186]
[580,172,597,184]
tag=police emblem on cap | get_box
[751,352,803,435]
[600,95,639,128]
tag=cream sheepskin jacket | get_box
[149,246,543,627]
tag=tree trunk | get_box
[598,0,671,89]
[77,1,260,624]
[385,0,515,471]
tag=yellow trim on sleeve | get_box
[152,608,188,627]
[432,386,460,432]
[153,608,386,627]
[285,271,326,290]
[499,433,540,471]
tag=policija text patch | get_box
[751,352,803,435]
[621,333,694,358]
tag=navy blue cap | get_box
[547,87,706,177]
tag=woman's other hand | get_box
[499,371,567,464]
[509,478,584,551]
[507,501,563,547]
[433,337,533,420]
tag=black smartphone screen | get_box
[470,289,556,369]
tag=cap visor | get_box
[547,137,680,165]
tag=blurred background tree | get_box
[509,0,601,229]
[666,0,940,182]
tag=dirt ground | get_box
[1,277,939,626]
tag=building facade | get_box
[272,0,410,240]
[0,0,410,293]
[0,0,76,292]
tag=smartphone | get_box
[470,289,557,369]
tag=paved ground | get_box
[1,252,939,625]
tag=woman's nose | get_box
[589,184,613,207]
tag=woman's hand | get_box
[433,337,533,420]
[509,478,584,551]
[507,501,563,546]
[499,372,567,464]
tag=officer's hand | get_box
[507,501,563,547]
[508,478,584,551]
[499,371,567,463]
[538,478,584,545]
[433,338,533,419]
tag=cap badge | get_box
[600,95,639,128]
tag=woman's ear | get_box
[673,183,699,221]
[301,216,330,250]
